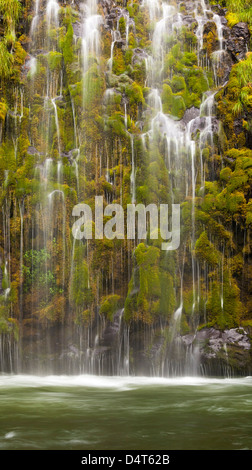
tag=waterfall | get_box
[46,0,60,29]
[0,0,249,378]
[82,0,102,77]
[30,0,40,38]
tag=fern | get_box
[0,0,21,34]
[0,41,14,79]
[232,100,243,117]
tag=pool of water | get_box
[0,375,252,450]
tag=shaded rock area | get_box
[182,327,252,375]
[226,22,251,62]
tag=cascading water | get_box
[0,0,250,379]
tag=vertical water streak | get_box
[130,135,136,204]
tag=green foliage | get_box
[22,249,59,296]
[225,0,252,26]
[0,0,21,33]
[0,41,14,79]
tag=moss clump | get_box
[161,84,186,118]
[0,41,14,79]
[125,81,144,106]
[100,294,121,321]
[186,69,209,96]
[61,23,74,65]
[171,75,187,93]
[195,231,220,266]
[47,51,63,71]
[112,47,126,75]
[206,271,242,329]
[0,0,21,35]
[70,245,94,312]
[83,63,105,108]
[161,84,173,114]
[124,243,176,324]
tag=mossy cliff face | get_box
[0,0,251,375]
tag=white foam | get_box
[0,374,251,390]
[5,432,16,439]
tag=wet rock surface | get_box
[182,327,252,374]
[226,22,251,62]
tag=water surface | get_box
[0,375,251,450]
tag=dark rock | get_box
[73,21,82,38]
[185,327,252,374]
[182,107,200,126]
[181,334,195,347]
[220,16,227,26]
[181,15,198,29]
[132,48,148,65]
[203,21,217,36]
[232,22,250,43]
[211,5,227,17]
[114,39,126,49]
[101,309,123,347]
[188,116,219,136]
[27,146,40,155]
[69,344,80,355]
[233,118,244,136]
[211,50,233,84]
[226,22,250,62]
[222,328,250,349]
[135,120,144,131]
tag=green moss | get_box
[119,17,126,35]
[161,83,186,118]
[0,99,8,121]
[100,294,121,321]
[70,245,93,309]
[195,231,220,266]
[171,75,186,93]
[61,22,74,65]
[124,243,176,324]
[0,0,21,34]
[161,84,173,114]
[125,81,144,106]
[181,52,198,66]
[206,271,242,329]
[112,47,126,75]
[171,94,186,119]
[83,63,104,108]
[186,68,209,96]
[246,199,252,226]
[0,41,14,79]
[47,51,63,71]
[220,166,232,182]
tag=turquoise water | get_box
[0,375,252,450]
